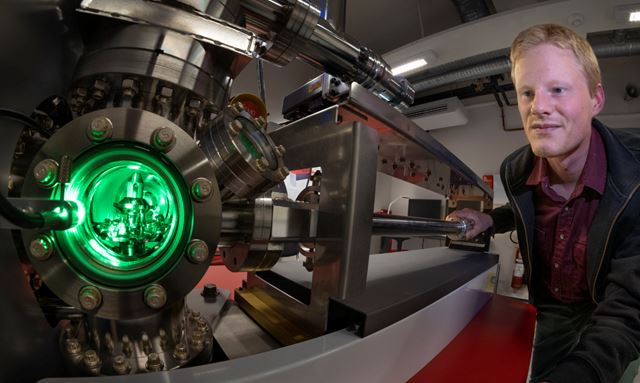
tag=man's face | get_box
[514,43,604,160]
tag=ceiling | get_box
[344,0,550,54]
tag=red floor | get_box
[409,295,537,383]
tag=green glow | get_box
[238,131,261,159]
[53,143,193,287]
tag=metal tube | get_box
[371,214,468,237]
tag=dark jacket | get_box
[491,119,640,383]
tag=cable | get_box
[0,107,52,138]
[0,192,44,229]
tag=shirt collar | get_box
[525,128,606,196]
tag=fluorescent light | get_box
[630,11,640,21]
[391,59,427,76]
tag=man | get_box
[447,24,640,383]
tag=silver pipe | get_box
[371,215,469,237]
[242,0,415,108]
[318,0,346,32]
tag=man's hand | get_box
[445,208,493,240]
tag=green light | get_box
[54,143,193,287]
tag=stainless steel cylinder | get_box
[371,214,469,237]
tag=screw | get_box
[121,78,139,98]
[112,354,131,375]
[33,159,59,188]
[230,102,244,115]
[66,338,82,354]
[173,343,189,361]
[274,144,286,157]
[122,335,132,357]
[87,117,113,142]
[104,332,114,354]
[146,352,164,372]
[196,317,208,332]
[190,178,213,202]
[186,240,209,264]
[83,349,102,375]
[150,127,176,152]
[159,86,173,99]
[228,119,243,135]
[255,157,269,172]
[202,283,217,300]
[159,328,168,350]
[276,166,289,181]
[255,116,267,127]
[91,78,109,101]
[144,284,167,309]
[141,332,152,355]
[190,311,202,322]
[29,235,54,261]
[190,329,205,351]
[78,285,102,311]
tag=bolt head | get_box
[30,235,54,260]
[66,338,82,354]
[190,178,213,202]
[255,157,270,172]
[112,354,131,375]
[87,117,113,142]
[173,343,189,361]
[186,240,209,264]
[83,349,101,368]
[275,144,286,157]
[228,120,243,135]
[277,166,289,180]
[33,159,59,187]
[144,284,167,309]
[78,286,102,311]
[151,127,176,152]
[146,352,164,371]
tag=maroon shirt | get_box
[526,129,607,303]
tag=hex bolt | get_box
[83,349,102,375]
[87,117,113,142]
[186,240,209,264]
[255,116,267,127]
[227,119,243,136]
[173,343,189,362]
[144,284,167,309]
[159,328,168,350]
[78,285,102,311]
[150,127,176,152]
[122,335,133,357]
[190,178,213,202]
[201,283,218,300]
[104,332,114,354]
[29,235,54,261]
[112,354,131,375]
[190,329,205,351]
[230,102,244,115]
[66,338,82,355]
[121,78,139,98]
[255,157,269,172]
[274,144,286,157]
[276,166,290,181]
[141,332,152,355]
[33,159,59,188]
[196,317,208,332]
[146,352,164,372]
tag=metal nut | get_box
[78,286,102,311]
[151,127,176,152]
[255,157,269,172]
[146,352,164,372]
[66,338,82,354]
[87,117,113,142]
[83,349,102,374]
[277,166,289,181]
[230,102,244,115]
[255,116,267,127]
[144,284,167,309]
[186,240,209,264]
[274,144,286,157]
[33,159,59,188]
[29,235,54,261]
[112,354,131,375]
[227,119,243,136]
[190,178,213,202]
[158,86,173,98]
[173,343,189,361]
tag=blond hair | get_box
[510,24,601,96]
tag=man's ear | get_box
[592,83,605,116]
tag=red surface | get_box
[408,295,537,383]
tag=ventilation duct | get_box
[451,0,495,23]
